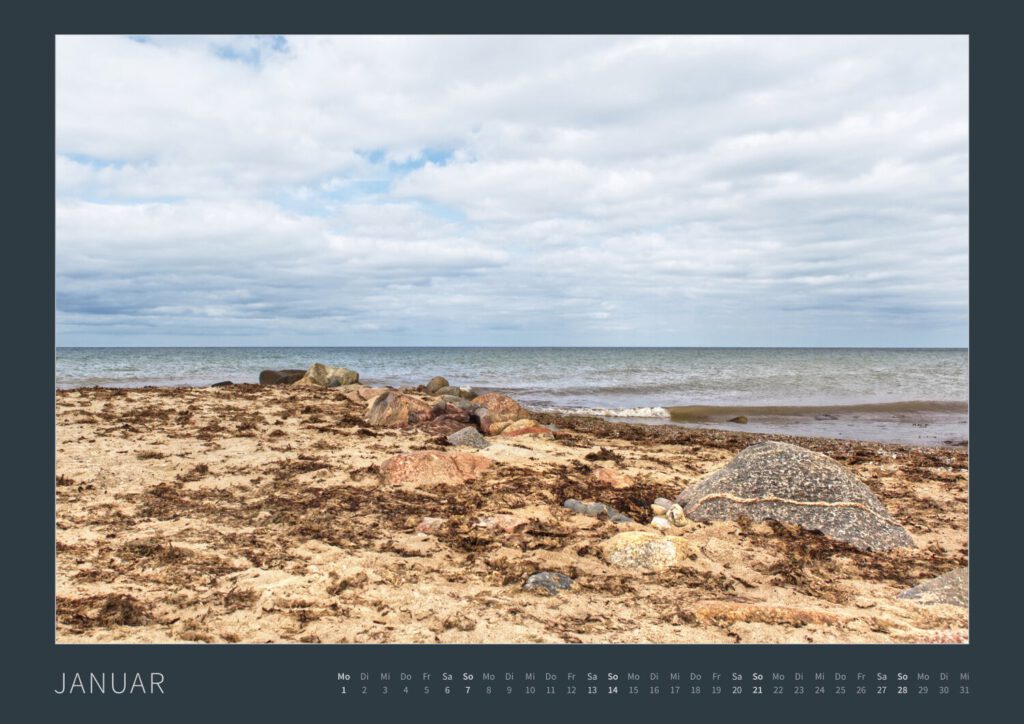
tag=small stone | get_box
[653,497,674,510]
[446,427,489,449]
[602,531,695,570]
[416,517,446,534]
[650,516,671,530]
[651,504,668,516]
[594,467,635,489]
[475,514,529,533]
[667,503,686,527]
[563,499,634,523]
[523,571,573,595]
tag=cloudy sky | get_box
[55,35,968,347]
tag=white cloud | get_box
[56,34,968,346]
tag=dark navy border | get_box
[11,1,1014,720]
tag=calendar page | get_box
[15,4,1007,721]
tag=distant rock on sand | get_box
[259,369,306,385]
[293,363,359,387]
[897,568,968,607]
[470,393,530,435]
[677,440,914,552]
[366,391,435,427]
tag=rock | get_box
[602,531,695,570]
[470,393,530,434]
[676,441,914,552]
[436,385,478,400]
[694,601,843,626]
[499,419,554,438]
[523,572,573,595]
[563,499,633,523]
[293,363,359,387]
[439,395,477,412]
[475,514,529,533]
[446,427,489,449]
[416,517,446,535]
[667,503,686,527]
[366,391,435,427]
[594,467,635,489]
[654,497,674,510]
[259,369,306,385]
[897,568,968,607]
[381,450,492,488]
[651,503,668,516]
[416,417,474,437]
[728,415,748,424]
[650,516,671,531]
[426,376,450,394]
[210,381,234,387]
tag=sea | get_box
[55,347,968,447]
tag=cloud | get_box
[56,35,968,346]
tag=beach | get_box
[55,379,968,644]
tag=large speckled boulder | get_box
[602,531,696,570]
[293,363,359,387]
[381,450,492,488]
[897,568,968,607]
[677,441,913,552]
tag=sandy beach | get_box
[55,381,968,644]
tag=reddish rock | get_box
[416,516,447,535]
[416,416,475,436]
[366,391,435,427]
[470,393,530,434]
[500,419,554,439]
[594,467,636,489]
[381,450,493,488]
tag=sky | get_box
[55,35,968,347]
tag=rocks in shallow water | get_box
[728,415,748,424]
[523,571,573,595]
[366,391,435,427]
[259,369,306,385]
[677,441,914,552]
[563,498,633,523]
[594,467,635,489]
[294,363,359,387]
[436,385,478,400]
[897,568,968,607]
[470,393,530,434]
[381,450,492,488]
[425,376,450,394]
[446,426,489,449]
[602,531,695,570]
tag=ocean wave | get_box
[542,406,671,419]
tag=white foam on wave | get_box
[545,406,671,419]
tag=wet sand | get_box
[55,384,968,644]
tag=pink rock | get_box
[416,517,447,534]
[470,393,530,434]
[500,419,554,438]
[366,391,435,427]
[594,467,636,489]
[475,513,529,533]
[381,450,493,487]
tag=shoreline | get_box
[55,383,968,644]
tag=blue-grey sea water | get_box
[55,347,968,446]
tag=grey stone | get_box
[897,568,968,607]
[446,426,489,449]
[523,571,574,595]
[426,376,450,394]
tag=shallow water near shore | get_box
[56,346,968,446]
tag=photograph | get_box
[54,34,968,645]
